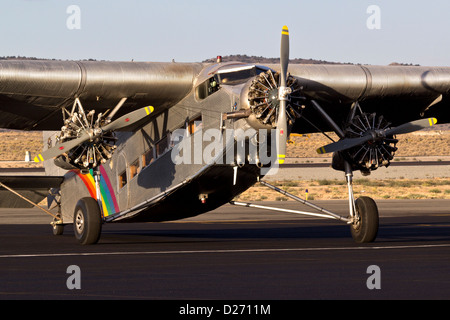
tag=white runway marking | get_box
[1,243,449,259]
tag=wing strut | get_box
[230,180,351,223]
[0,182,62,223]
[231,175,379,243]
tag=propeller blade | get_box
[280,25,289,88]
[316,135,372,155]
[276,99,287,164]
[34,132,91,163]
[276,26,290,164]
[385,117,437,135]
[103,106,154,132]
[316,117,438,155]
[34,106,154,163]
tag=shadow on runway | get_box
[2,216,450,251]
[96,216,450,246]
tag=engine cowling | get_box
[333,112,398,174]
[241,69,304,130]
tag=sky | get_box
[1,0,450,66]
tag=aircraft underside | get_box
[118,164,260,223]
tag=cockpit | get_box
[195,63,269,100]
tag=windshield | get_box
[216,66,268,85]
[195,64,270,100]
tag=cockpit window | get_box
[196,75,220,100]
[195,65,269,100]
[216,67,258,85]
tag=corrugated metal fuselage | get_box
[57,84,261,223]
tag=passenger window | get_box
[118,170,127,189]
[129,159,140,180]
[188,115,202,135]
[142,148,154,167]
[156,136,169,157]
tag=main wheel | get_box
[73,197,102,245]
[350,196,379,243]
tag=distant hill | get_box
[3,55,350,64]
[202,55,354,65]
[1,55,422,66]
[0,56,97,61]
[203,55,425,67]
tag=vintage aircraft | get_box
[0,26,447,244]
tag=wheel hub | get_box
[75,211,84,234]
[351,213,361,231]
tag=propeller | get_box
[276,25,291,165]
[317,117,437,155]
[34,106,154,163]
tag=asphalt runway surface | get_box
[0,200,449,301]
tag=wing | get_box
[260,63,450,172]
[0,60,204,130]
[281,64,450,133]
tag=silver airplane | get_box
[0,26,446,244]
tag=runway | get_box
[0,200,449,301]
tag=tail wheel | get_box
[73,197,102,245]
[350,196,379,243]
[52,214,64,236]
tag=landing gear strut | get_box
[344,161,379,243]
[231,175,379,243]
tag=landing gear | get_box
[52,218,64,236]
[73,197,102,245]
[345,159,379,243]
[231,178,379,243]
[231,101,381,243]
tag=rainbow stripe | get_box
[73,165,119,217]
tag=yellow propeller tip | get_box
[282,26,289,35]
[427,117,437,126]
[144,106,154,115]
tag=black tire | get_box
[73,197,102,245]
[52,224,64,236]
[350,196,379,243]
[52,215,64,236]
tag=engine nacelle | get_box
[240,69,304,131]
[333,112,398,175]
